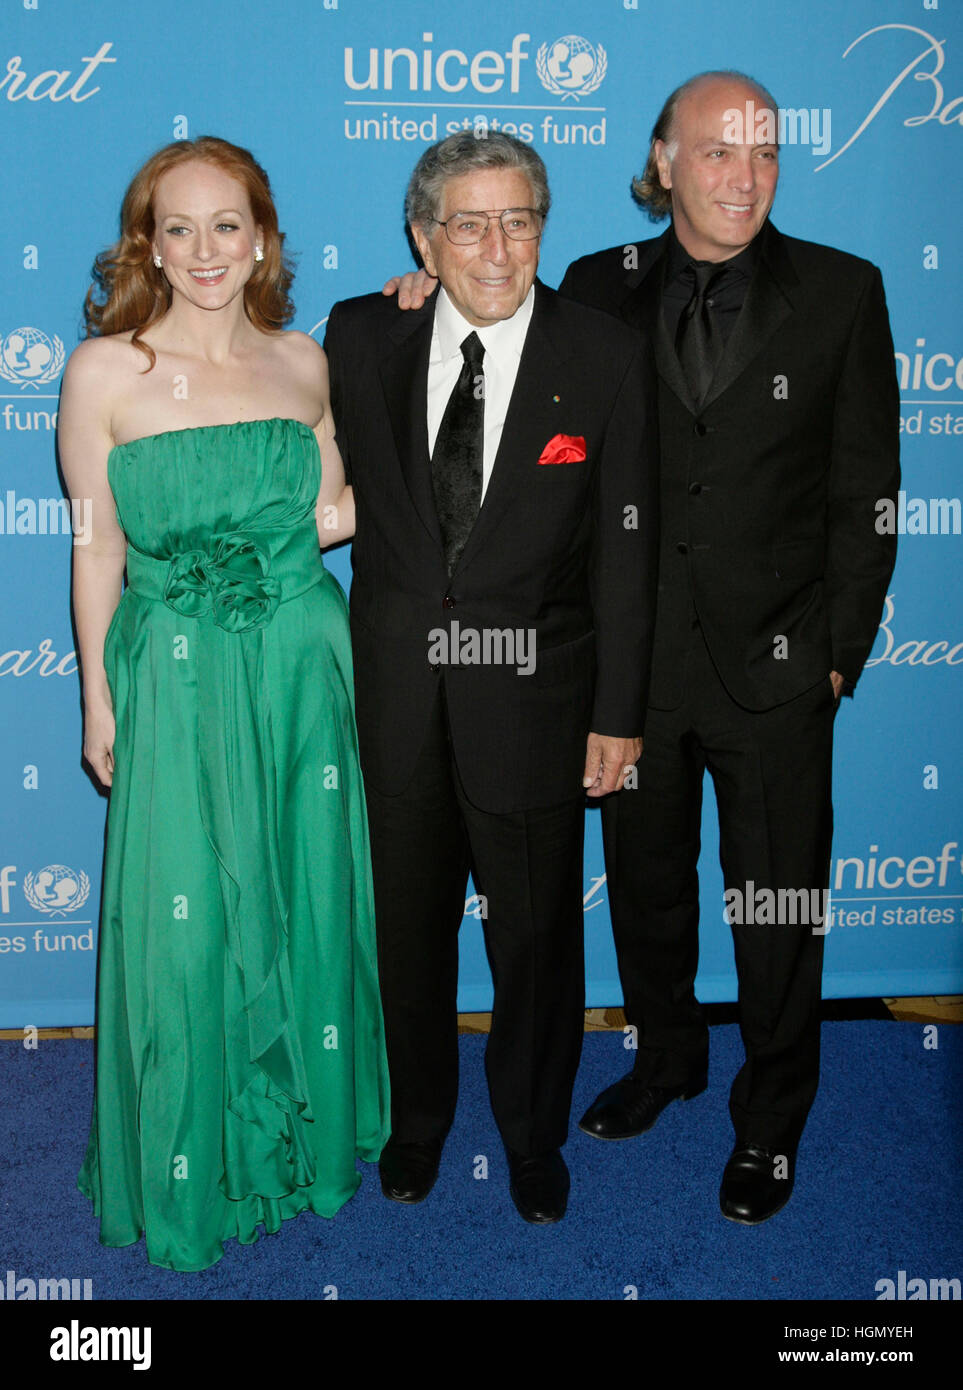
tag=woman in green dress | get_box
[59,136,389,1272]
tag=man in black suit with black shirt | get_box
[563,71,899,1222]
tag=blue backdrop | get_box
[1,0,961,1026]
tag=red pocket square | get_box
[538,434,586,465]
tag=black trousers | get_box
[602,624,835,1152]
[363,685,586,1156]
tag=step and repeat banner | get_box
[1,0,961,1025]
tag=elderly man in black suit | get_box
[562,71,899,1223]
[325,132,659,1223]
[386,68,899,1225]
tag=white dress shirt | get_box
[426,285,535,502]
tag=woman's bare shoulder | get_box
[63,332,146,386]
[269,330,329,407]
[272,329,326,368]
[60,334,162,448]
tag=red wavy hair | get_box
[84,136,295,369]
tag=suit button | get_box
[694,421,707,437]
[676,542,689,555]
[443,594,456,609]
[688,482,703,496]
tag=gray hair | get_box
[406,130,550,229]
[631,70,779,220]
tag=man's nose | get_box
[479,218,510,262]
[728,151,756,189]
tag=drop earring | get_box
[254,246,264,263]
[153,255,163,268]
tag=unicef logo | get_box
[23,864,90,916]
[0,327,65,390]
[536,36,607,101]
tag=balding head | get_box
[632,70,778,221]
[632,71,780,261]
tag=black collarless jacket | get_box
[325,279,659,812]
[560,222,900,712]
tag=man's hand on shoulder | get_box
[583,733,642,798]
[382,269,439,309]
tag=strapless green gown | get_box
[78,418,389,1272]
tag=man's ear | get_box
[411,223,437,278]
[654,140,673,191]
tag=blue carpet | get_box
[0,1023,960,1300]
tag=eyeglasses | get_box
[434,208,545,244]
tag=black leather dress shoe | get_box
[719,1142,796,1224]
[378,1137,443,1204]
[506,1148,570,1224]
[578,1070,708,1140]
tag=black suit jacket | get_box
[325,280,659,813]
[560,223,900,711]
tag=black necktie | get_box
[431,331,485,575]
[675,263,725,406]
